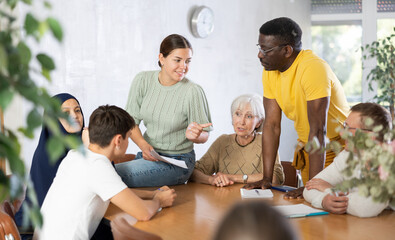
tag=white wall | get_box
[18,0,311,169]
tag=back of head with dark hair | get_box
[350,102,392,142]
[259,17,302,50]
[89,105,136,148]
[158,34,192,67]
[213,201,298,240]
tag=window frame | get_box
[311,1,395,102]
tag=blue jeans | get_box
[115,150,195,187]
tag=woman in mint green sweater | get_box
[115,34,212,187]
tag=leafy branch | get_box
[0,0,79,227]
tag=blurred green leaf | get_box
[47,136,64,162]
[36,53,55,70]
[18,127,34,139]
[0,88,14,110]
[22,0,33,5]
[27,108,43,130]
[0,44,8,74]
[64,135,81,149]
[17,42,32,65]
[47,17,63,41]
[44,1,52,9]
[42,68,51,81]
[38,21,48,37]
[24,13,39,36]
[0,169,9,202]
[29,205,43,228]
[7,0,18,9]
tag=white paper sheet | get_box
[150,150,188,169]
[273,204,328,218]
[240,188,274,199]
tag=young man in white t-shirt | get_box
[37,105,177,240]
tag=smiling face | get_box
[59,98,83,133]
[159,48,192,85]
[232,103,261,138]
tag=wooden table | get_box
[105,182,395,240]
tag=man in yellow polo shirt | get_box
[245,17,349,198]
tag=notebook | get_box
[240,188,274,199]
[273,204,329,218]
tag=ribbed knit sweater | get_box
[126,70,212,154]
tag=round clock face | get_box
[191,6,214,38]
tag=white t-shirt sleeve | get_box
[89,158,127,201]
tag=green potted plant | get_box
[0,0,79,227]
[361,27,395,119]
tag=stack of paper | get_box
[273,204,329,218]
[240,188,273,199]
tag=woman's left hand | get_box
[211,172,234,187]
[185,122,212,141]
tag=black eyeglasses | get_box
[342,121,373,132]
[256,44,288,56]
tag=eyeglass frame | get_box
[342,121,373,132]
[256,43,289,56]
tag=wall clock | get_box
[190,6,215,38]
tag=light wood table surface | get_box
[105,182,395,240]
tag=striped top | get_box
[126,70,212,154]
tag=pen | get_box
[306,212,329,217]
[255,189,260,195]
[288,212,329,218]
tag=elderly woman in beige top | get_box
[190,94,284,187]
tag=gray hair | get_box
[231,94,265,132]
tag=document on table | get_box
[240,188,273,199]
[150,150,188,169]
[273,204,329,218]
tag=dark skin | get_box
[244,34,329,199]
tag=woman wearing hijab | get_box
[15,93,84,231]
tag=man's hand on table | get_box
[243,177,272,189]
[284,187,304,199]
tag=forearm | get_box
[190,131,209,144]
[131,189,156,199]
[111,188,160,221]
[190,169,213,184]
[131,126,149,149]
[306,96,329,180]
[303,187,330,209]
[308,129,326,180]
[226,173,263,183]
[113,154,136,164]
[262,125,280,181]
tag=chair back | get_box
[0,201,21,240]
[280,161,301,188]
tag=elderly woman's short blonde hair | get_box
[231,94,265,132]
